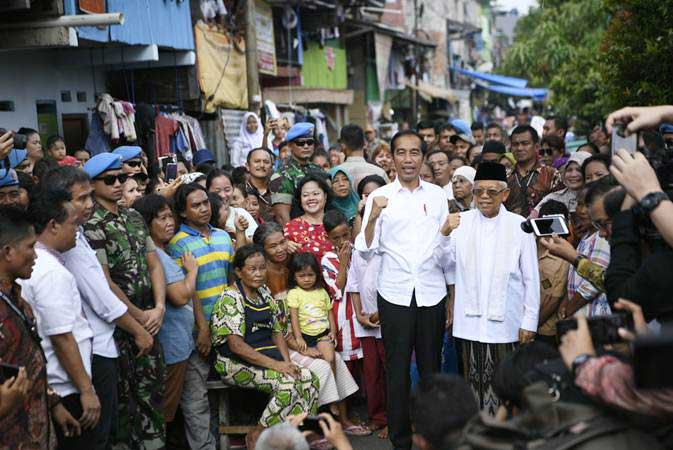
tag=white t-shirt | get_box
[224,206,258,239]
[19,247,94,397]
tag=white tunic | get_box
[438,205,540,344]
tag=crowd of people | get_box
[0,103,672,450]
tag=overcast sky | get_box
[495,0,538,13]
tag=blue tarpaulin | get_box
[64,0,194,51]
[478,82,549,101]
[453,67,529,88]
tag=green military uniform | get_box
[84,204,166,450]
[269,157,324,205]
[210,285,319,427]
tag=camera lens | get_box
[520,220,534,234]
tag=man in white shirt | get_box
[41,167,154,450]
[355,130,449,450]
[19,190,100,449]
[438,162,540,415]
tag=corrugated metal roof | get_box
[64,0,194,50]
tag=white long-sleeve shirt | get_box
[63,230,127,358]
[438,207,540,344]
[354,178,449,307]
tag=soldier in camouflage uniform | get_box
[269,122,325,225]
[83,156,166,450]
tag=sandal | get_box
[343,424,372,436]
[309,437,334,450]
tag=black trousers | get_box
[91,355,119,450]
[57,393,97,450]
[378,292,446,450]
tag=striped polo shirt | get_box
[168,223,233,322]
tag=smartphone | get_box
[298,416,323,435]
[165,163,178,182]
[611,124,637,155]
[0,362,20,383]
[633,332,673,389]
[530,215,569,237]
[556,312,634,346]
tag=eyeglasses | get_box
[95,173,128,185]
[294,139,315,147]
[539,148,554,156]
[131,172,148,182]
[124,160,142,168]
[591,219,612,231]
[472,187,507,198]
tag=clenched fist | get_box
[440,213,461,236]
[370,196,388,220]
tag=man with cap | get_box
[364,123,383,160]
[480,140,507,164]
[0,168,27,210]
[112,146,144,177]
[269,122,324,225]
[336,124,389,189]
[83,153,167,448]
[193,148,216,167]
[437,162,540,415]
[660,123,673,144]
[450,133,475,160]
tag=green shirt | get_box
[269,157,323,205]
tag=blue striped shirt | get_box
[168,224,233,322]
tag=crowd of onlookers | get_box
[0,103,672,450]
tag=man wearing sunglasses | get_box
[269,122,324,225]
[83,153,168,449]
[113,146,144,177]
[437,162,540,416]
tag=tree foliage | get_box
[499,0,611,124]
[600,0,673,108]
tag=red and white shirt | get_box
[321,251,362,361]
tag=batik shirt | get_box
[505,163,563,217]
[210,286,286,354]
[269,157,323,205]
[0,283,59,450]
[84,203,156,307]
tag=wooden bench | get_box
[206,380,256,450]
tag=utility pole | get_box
[411,0,419,124]
[244,0,261,111]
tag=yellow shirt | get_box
[286,287,332,336]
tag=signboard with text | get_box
[255,0,277,76]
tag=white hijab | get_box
[238,112,264,150]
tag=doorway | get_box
[62,114,89,152]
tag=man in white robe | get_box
[438,161,540,415]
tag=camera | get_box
[0,128,27,149]
[520,214,570,237]
[556,312,634,346]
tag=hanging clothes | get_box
[85,112,112,156]
[97,94,120,141]
[155,115,179,158]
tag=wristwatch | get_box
[572,254,586,268]
[639,191,668,215]
[571,353,593,377]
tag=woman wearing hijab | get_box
[328,167,360,223]
[231,112,264,168]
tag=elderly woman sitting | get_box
[210,244,319,446]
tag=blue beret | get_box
[659,123,673,134]
[112,146,142,162]
[450,119,471,136]
[0,168,19,188]
[193,148,215,165]
[84,153,123,179]
[286,122,315,142]
[8,149,28,169]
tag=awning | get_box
[453,67,528,88]
[345,20,436,48]
[405,80,456,102]
[262,87,354,105]
[476,81,548,101]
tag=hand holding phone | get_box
[611,124,638,156]
[165,163,178,182]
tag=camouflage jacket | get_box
[269,157,324,205]
[84,203,156,307]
